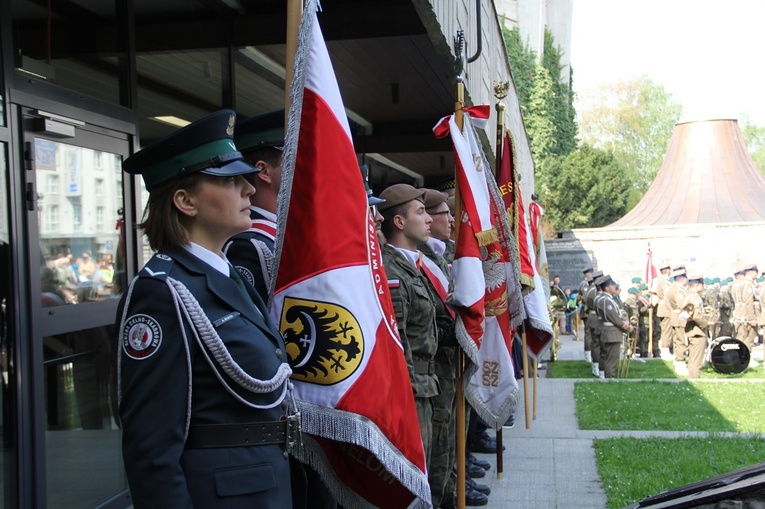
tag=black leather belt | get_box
[185,421,288,449]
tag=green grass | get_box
[594,437,765,509]
[546,359,765,380]
[575,380,765,432]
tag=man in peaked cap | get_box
[679,275,710,378]
[223,110,285,301]
[378,184,440,468]
[578,267,594,356]
[733,263,761,366]
[585,270,604,376]
[653,262,673,360]
[594,275,633,378]
[666,266,689,375]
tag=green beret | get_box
[628,287,638,294]
[631,277,641,283]
[640,284,648,291]
[235,110,285,153]
[123,109,255,191]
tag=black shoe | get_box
[466,462,485,478]
[464,488,489,506]
[503,415,515,428]
[470,434,506,453]
[468,452,491,470]
[466,476,491,495]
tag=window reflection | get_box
[36,139,125,306]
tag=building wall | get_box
[545,223,765,295]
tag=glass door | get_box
[20,107,133,508]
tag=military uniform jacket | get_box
[419,241,457,381]
[655,275,671,318]
[682,292,709,338]
[382,244,439,398]
[597,293,627,343]
[733,278,760,322]
[223,208,276,301]
[666,282,688,327]
[117,248,292,509]
[584,284,599,324]
[578,279,590,317]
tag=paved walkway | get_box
[474,330,765,509]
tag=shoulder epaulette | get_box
[138,253,175,281]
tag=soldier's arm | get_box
[388,278,417,391]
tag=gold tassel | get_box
[475,228,498,246]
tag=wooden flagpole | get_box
[522,325,531,428]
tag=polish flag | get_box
[271,2,429,507]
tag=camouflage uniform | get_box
[718,283,735,337]
[382,244,439,466]
[419,241,456,508]
[681,291,709,379]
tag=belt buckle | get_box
[285,411,302,451]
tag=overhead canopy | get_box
[609,119,765,227]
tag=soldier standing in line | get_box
[624,287,640,357]
[718,277,735,337]
[596,275,634,379]
[378,184,439,468]
[680,275,711,379]
[593,274,610,379]
[733,263,761,368]
[641,284,661,358]
[666,266,689,376]
[758,271,765,343]
[578,268,594,361]
[654,262,673,360]
[585,270,604,377]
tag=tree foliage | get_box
[541,145,631,229]
[740,118,765,175]
[577,76,682,192]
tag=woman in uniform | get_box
[117,110,294,508]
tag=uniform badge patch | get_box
[236,265,255,287]
[123,314,163,360]
[156,253,172,261]
[388,279,400,289]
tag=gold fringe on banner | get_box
[475,227,498,246]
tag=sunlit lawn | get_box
[547,359,765,380]
[595,437,765,509]
[574,380,765,432]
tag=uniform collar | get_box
[250,206,276,223]
[184,242,229,276]
[425,237,446,258]
[388,244,419,269]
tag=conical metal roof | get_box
[609,119,765,227]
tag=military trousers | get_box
[589,322,601,363]
[415,396,434,470]
[660,316,673,349]
[583,315,592,352]
[686,334,707,379]
[735,322,757,351]
[673,326,688,362]
[601,341,621,378]
[428,375,456,508]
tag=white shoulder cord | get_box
[250,238,274,292]
[166,276,293,410]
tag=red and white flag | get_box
[496,130,553,360]
[433,109,523,429]
[271,3,429,507]
[645,246,657,287]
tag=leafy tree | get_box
[541,145,631,229]
[577,76,682,193]
[502,26,535,114]
[525,63,556,179]
[740,118,765,174]
[542,30,577,156]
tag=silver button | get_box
[275,349,283,359]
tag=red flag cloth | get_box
[645,247,657,287]
[432,110,521,429]
[271,3,429,507]
[496,131,535,287]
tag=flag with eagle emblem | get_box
[433,107,523,429]
[269,2,430,507]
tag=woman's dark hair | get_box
[138,174,203,252]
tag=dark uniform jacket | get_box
[117,247,292,509]
[597,293,628,343]
[224,208,276,301]
[382,244,439,398]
